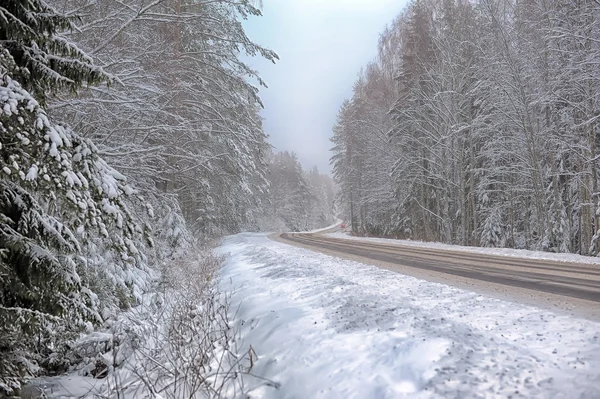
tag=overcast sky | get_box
[243,0,408,174]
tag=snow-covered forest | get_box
[259,151,335,232]
[332,0,600,255]
[0,0,334,395]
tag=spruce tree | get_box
[0,1,141,392]
[0,47,153,396]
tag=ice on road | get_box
[218,233,600,399]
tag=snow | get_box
[25,164,38,180]
[101,198,117,215]
[218,233,600,398]
[46,126,64,147]
[303,219,342,234]
[145,203,155,218]
[325,232,600,266]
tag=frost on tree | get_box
[46,0,278,236]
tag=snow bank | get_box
[326,232,600,266]
[218,233,600,398]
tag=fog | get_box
[243,0,409,173]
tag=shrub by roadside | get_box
[27,244,257,399]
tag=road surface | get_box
[278,233,600,304]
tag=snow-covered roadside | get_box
[325,232,600,266]
[218,233,600,399]
[304,219,342,234]
[27,249,252,399]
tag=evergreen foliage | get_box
[0,47,148,394]
[0,0,108,104]
[0,0,277,394]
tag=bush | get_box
[55,245,256,399]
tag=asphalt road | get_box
[279,233,600,303]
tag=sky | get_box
[243,0,409,174]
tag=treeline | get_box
[0,0,279,394]
[257,151,336,232]
[49,0,278,237]
[332,0,600,255]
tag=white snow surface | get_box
[325,232,600,265]
[218,233,600,399]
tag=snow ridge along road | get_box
[278,233,600,304]
[218,233,600,398]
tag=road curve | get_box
[279,233,600,303]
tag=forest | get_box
[0,0,333,395]
[4,0,600,395]
[332,0,600,255]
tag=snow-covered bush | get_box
[480,208,505,248]
[153,200,193,260]
[60,246,254,398]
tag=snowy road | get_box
[218,233,600,399]
[279,233,600,303]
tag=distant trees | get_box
[258,151,335,232]
[306,166,337,229]
[331,65,397,236]
[332,0,600,255]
